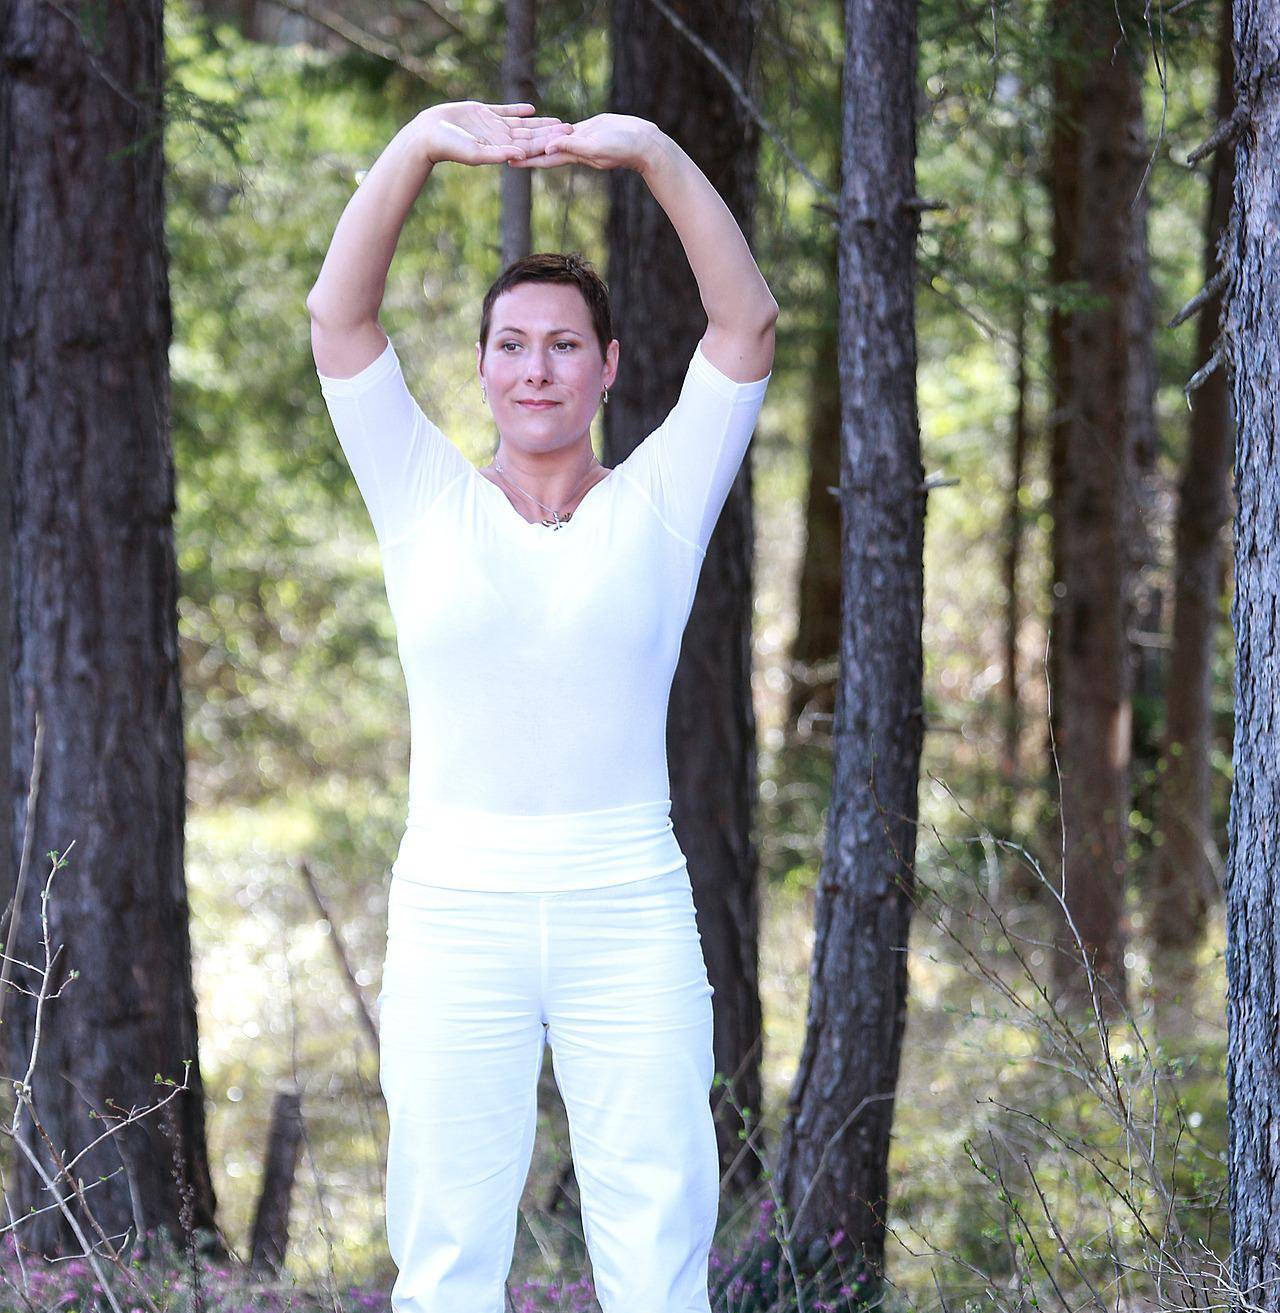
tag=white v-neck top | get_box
[316,331,770,890]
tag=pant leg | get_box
[378,878,545,1313]
[543,868,719,1313]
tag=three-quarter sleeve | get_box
[317,333,474,550]
[618,341,772,555]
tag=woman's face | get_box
[477,282,618,457]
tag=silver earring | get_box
[602,386,609,405]
[481,383,487,403]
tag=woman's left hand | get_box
[505,113,658,172]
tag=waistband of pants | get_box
[391,797,689,892]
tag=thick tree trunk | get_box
[1149,0,1235,1025]
[1221,0,1280,1299]
[775,0,923,1290]
[500,0,535,268]
[1045,0,1150,1016]
[0,0,11,914]
[3,0,219,1255]
[605,0,766,1192]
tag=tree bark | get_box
[1045,0,1150,1016]
[775,0,923,1289]
[1221,0,1280,1298]
[0,0,12,918]
[1149,0,1235,1026]
[3,0,219,1255]
[605,0,767,1193]
[500,0,535,269]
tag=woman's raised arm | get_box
[508,113,779,382]
[306,102,571,379]
[632,129,778,382]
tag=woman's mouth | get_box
[518,400,559,409]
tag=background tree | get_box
[1221,0,1280,1299]
[2,0,219,1255]
[0,0,12,924]
[501,0,536,265]
[1044,0,1153,1014]
[604,0,770,1190]
[786,234,842,740]
[775,0,925,1288]
[1148,0,1235,1029]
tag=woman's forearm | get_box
[306,119,436,328]
[636,129,779,330]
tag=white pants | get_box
[377,865,719,1313]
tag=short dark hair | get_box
[478,252,613,360]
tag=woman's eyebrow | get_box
[495,326,584,335]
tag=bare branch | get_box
[1168,264,1229,330]
[1186,104,1248,167]
[269,0,436,81]
[297,862,380,1057]
[1183,346,1224,405]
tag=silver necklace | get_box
[492,456,602,530]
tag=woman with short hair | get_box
[308,99,777,1313]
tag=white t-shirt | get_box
[317,332,771,890]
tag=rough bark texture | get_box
[0,0,11,914]
[1149,0,1235,1022]
[604,0,766,1190]
[787,237,842,737]
[1045,0,1150,1015]
[4,0,219,1255]
[1222,0,1280,1295]
[774,0,923,1287]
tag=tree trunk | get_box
[3,0,219,1256]
[500,0,535,269]
[1000,183,1031,799]
[0,0,11,915]
[605,0,767,1193]
[1149,0,1235,1027]
[775,0,923,1290]
[1221,0,1280,1299]
[1045,0,1150,1016]
[248,1086,304,1274]
[786,236,842,739]
[1044,11,1080,818]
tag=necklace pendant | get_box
[543,511,570,530]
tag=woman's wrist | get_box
[635,124,677,179]
[401,110,443,171]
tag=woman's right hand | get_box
[413,101,574,167]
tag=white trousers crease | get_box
[377,864,719,1313]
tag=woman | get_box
[307,99,777,1313]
